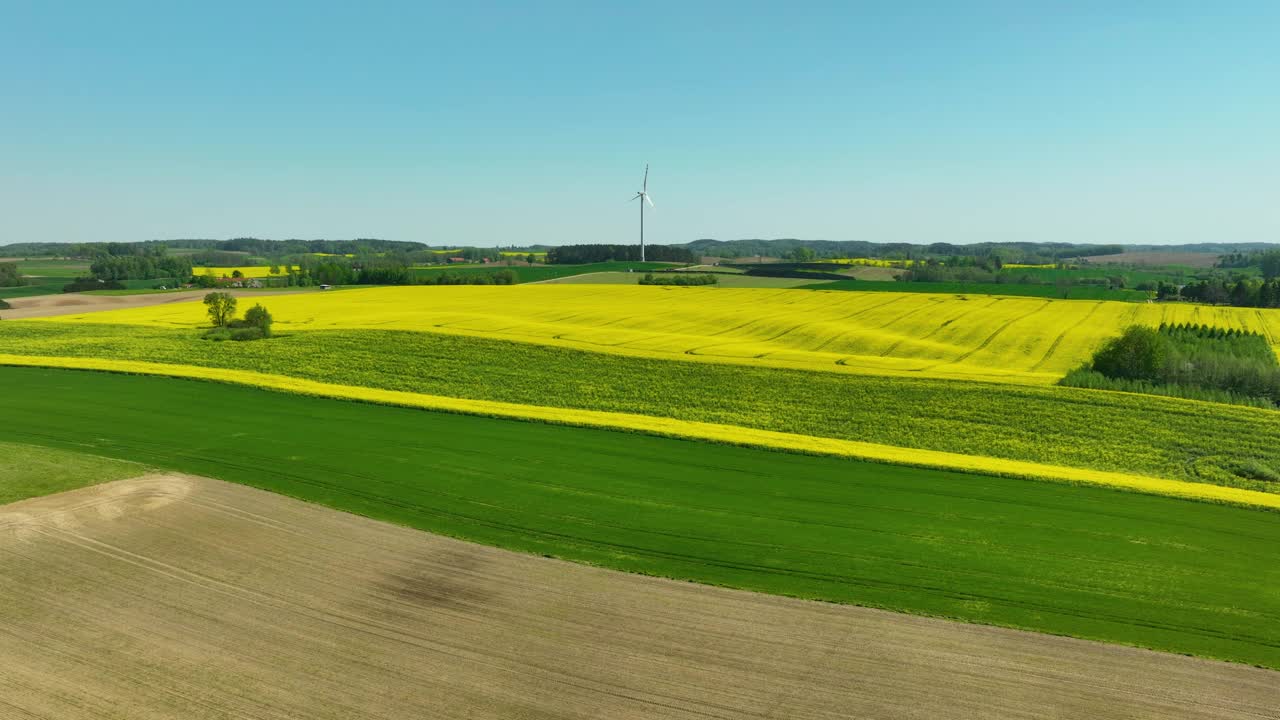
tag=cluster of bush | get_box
[1062,323,1280,409]
[201,293,274,341]
[637,272,718,286]
[418,269,518,285]
[0,262,21,288]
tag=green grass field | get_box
[4,365,1279,668]
[5,322,1277,491]
[0,281,69,299]
[803,279,1151,302]
[0,277,178,300]
[1001,265,1200,285]
[12,258,91,278]
[0,441,145,505]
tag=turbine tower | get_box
[631,164,654,262]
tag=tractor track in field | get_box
[1030,301,1106,373]
[830,298,949,367]
[796,295,912,354]
[687,300,907,359]
[915,299,1053,373]
[1256,311,1277,346]
[877,297,1003,358]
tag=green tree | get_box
[242,304,274,337]
[789,246,816,263]
[1055,276,1075,299]
[203,292,237,327]
[1090,326,1168,382]
[269,264,281,275]
[0,262,22,287]
[1260,251,1280,281]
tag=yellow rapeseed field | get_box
[42,285,1280,385]
[4,352,1277,511]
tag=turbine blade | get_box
[643,164,649,191]
[645,194,655,207]
[630,193,641,201]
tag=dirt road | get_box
[0,288,308,320]
[2,475,1277,719]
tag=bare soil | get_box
[1080,251,1222,267]
[2,475,1277,720]
[839,266,901,281]
[0,288,307,320]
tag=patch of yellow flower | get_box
[193,265,295,278]
[818,257,919,267]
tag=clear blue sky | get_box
[2,1,1277,246]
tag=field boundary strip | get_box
[3,352,1278,512]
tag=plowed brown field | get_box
[3,475,1277,719]
[0,288,306,320]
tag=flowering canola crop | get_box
[44,286,1280,385]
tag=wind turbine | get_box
[631,164,654,262]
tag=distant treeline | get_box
[690,239,1280,263]
[899,257,1132,293]
[547,244,697,264]
[196,238,426,256]
[1155,278,1280,308]
[419,269,518,285]
[190,257,521,288]
[1062,323,1280,410]
[8,238,1278,269]
[0,238,509,265]
[91,254,192,281]
[1216,250,1280,277]
[685,239,1131,264]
